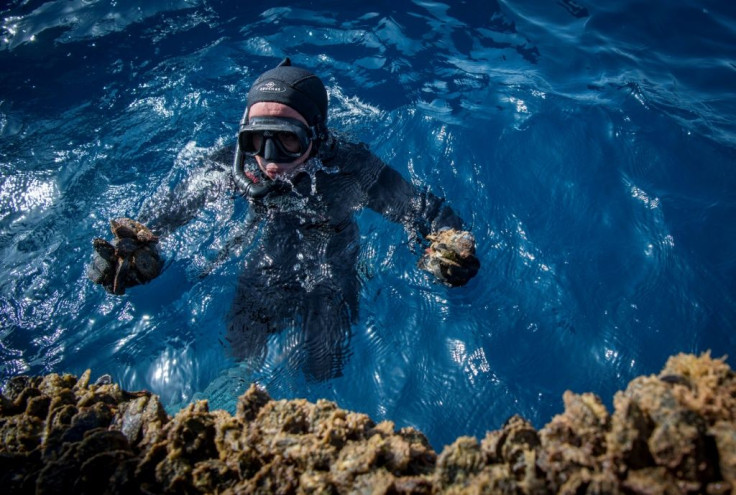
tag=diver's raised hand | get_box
[88,218,163,295]
[418,228,480,287]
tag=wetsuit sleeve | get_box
[357,145,465,240]
[136,147,234,236]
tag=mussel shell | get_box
[92,238,116,261]
[110,217,158,243]
[131,245,163,282]
[115,237,140,257]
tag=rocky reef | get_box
[1,352,734,494]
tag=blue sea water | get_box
[1,0,735,450]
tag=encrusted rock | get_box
[0,353,734,494]
[435,435,487,489]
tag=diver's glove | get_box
[418,228,480,287]
[87,218,163,295]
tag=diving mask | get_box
[239,116,315,163]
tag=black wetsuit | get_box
[139,134,464,380]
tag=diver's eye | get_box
[276,131,301,153]
[251,133,263,151]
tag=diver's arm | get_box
[346,142,464,239]
[136,147,234,237]
[88,146,235,294]
[354,144,479,286]
[364,162,464,239]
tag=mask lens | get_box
[250,133,264,153]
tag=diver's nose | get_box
[263,137,278,162]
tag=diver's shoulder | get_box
[319,132,373,163]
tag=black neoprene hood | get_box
[246,58,328,128]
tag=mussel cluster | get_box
[88,218,163,295]
[418,228,480,286]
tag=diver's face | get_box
[247,102,313,179]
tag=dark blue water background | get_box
[1,0,735,449]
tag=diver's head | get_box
[238,58,328,179]
[242,102,314,179]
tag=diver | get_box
[89,58,480,381]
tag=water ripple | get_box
[1,0,205,51]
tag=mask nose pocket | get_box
[263,137,279,161]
